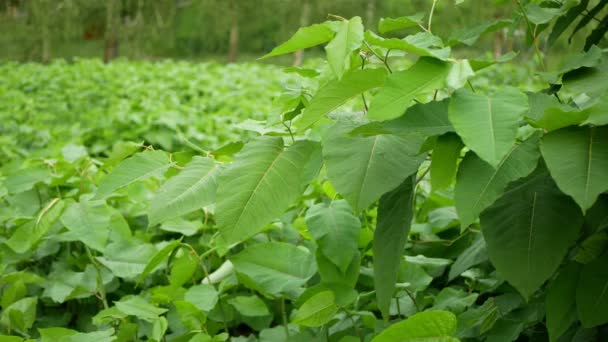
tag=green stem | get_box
[85,246,109,309]
[515,0,546,71]
[428,0,438,33]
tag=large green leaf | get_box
[292,291,338,327]
[350,99,454,137]
[94,150,172,199]
[480,167,583,299]
[455,133,541,228]
[373,176,415,320]
[368,57,451,121]
[60,201,111,252]
[322,121,425,211]
[448,233,487,281]
[296,68,387,131]
[96,241,158,279]
[305,200,361,272]
[448,88,528,167]
[372,310,458,342]
[546,263,580,341]
[576,253,608,328]
[260,23,335,59]
[115,296,167,322]
[365,31,450,60]
[325,17,364,79]
[229,242,316,297]
[525,93,588,131]
[431,133,464,191]
[137,239,181,284]
[541,126,608,211]
[6,199,65,253]
[0,297,37,332]
[148,156,222,226]
[216,137,319,245]
[582,92,608,126]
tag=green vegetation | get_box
[1,1,608,341]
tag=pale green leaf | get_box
[378,14,424,33]
[261,23,335,59]
[94,150,171,199]
[149,156,222,226]
[541,126,608,211]
[295,68,387,131]
[115,296,167,322]
[448,87,528,167]
[216,137,319,245]
[184,285,218,312]
[449,20,512,46]
[292,291,338,327]
[60,201,111,252]
[372,310,458,342]
[227,296,270,317]
[365,31,450,60]
[325,17,364,79]
[368,57,451,121]
[229,242,316,297]
[137,240,182,284]
[480,167,583,299]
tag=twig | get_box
[515,0,546,71]
[428,0,438,33]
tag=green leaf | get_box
[455,133,541,228]
[138,240,182,284]
[541,126,608,211]
[292,291,338,327]
[448,87,528,167]
[174,301,206,330]
[448,233,487,281]
[0,297,37,332]
[97,241,158,279]
[433,288,478,314]
[431,133,464,191]
[261,23,335,59]
[325,17,364,79]
[480,167,583,299]
[305,200,360,272]
[374,177,415,319]
[149,156,222,226]
[3,166,51,194]
[115,296,167,322]
[577,253,608,327]
[364,31,451,60]
[378,14,424,33]
[546,263,580,342]
[229,242,316,297]
[39,328,115,342]
[449,20,512,46]
[216,137,319,245]
[6,198,65,253]
[351,99,454,138]
[322,121,425,211]
[170,251,198,288]
[184,285,219,312]
[582,92,608,126]
[525,93,589,132]
[60,200,111,252]
[94,150,172,199]
[316,250,360,288]
[372,310,458,342]
[548,0,589,46]
[227,295,270,317]
[368,57,451,121]
[295,68,387,131]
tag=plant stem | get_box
[428,0,438,33]
[85,246,109,309]
[363,41,392,73]
[281,298,290,338]
[515,0,546,71]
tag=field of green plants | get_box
[1,1,608,342]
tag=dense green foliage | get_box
[1,1,608,341]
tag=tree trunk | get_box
[227,0,239,63]
[293,0,311,66]
[104,0,121,63]
[365,0,376,28]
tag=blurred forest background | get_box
[0,0,530,63]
